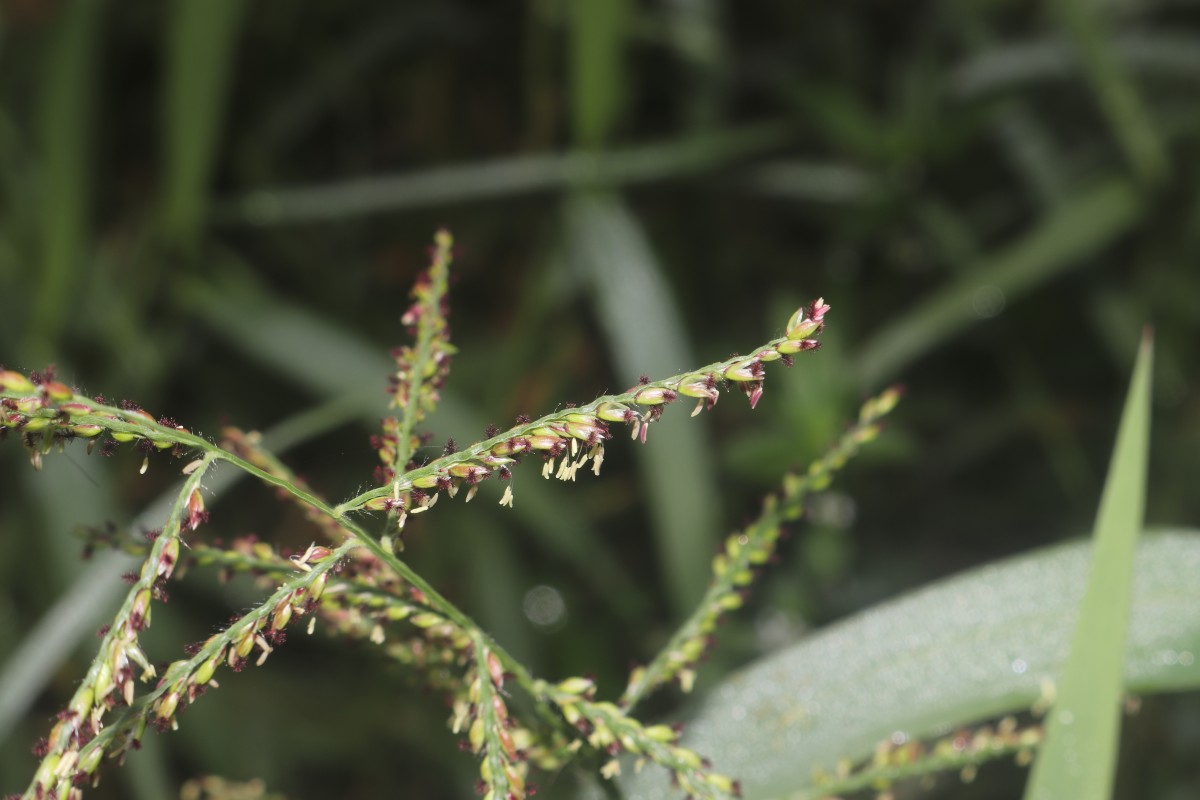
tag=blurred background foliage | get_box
[0,0,1198,797]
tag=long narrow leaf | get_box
[32,1,102,356]
[1054,3,1168,183]
[569,0,629,148]
[1024,331,1153,799]
[216,125,787,225]
[161,0,247,249]
[855,178,1142,387]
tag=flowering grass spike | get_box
[0,232,894,800]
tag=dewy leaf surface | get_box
[605,530,1200,800]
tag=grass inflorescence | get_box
[0,231,895,800]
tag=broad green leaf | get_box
[599,529,1200,800]
[1024,332,1153,799]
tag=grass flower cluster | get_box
[0,231,896,800]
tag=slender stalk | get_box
[620,388,901,710]
[806,719,1042,799]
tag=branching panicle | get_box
[0,231,882,800]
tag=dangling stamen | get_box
[590,444,605,476]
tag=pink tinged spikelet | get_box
[448,462,490,482]
[528,433,565,453]
[129,589,152,631]
[183,489,207,532]
[156,691,180,721]
[564,416,608,445]
[271,598,293,631]
[722,357,761,382]
[746,382,764,409]
[42,381,73,402]
[596,402,635,423]
[0,370,35,393]
[678,374,719,416]
[490,437,529,457]
[486,650,505,688]
[157,538,180,580]
[633,386,674,406]
[779,298,830,353]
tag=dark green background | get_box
[1,1,1198,797]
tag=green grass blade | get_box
[161,0,247,250]
[216,124,787,225]
[1023,331,1153,800]
[31,1,102,357]
[1055,3,1168,184]
[741,160,878,204]
[855,178,1142,387]
[950,33,1200,97]
[569,0,630,148]
[600,529,1200,800]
